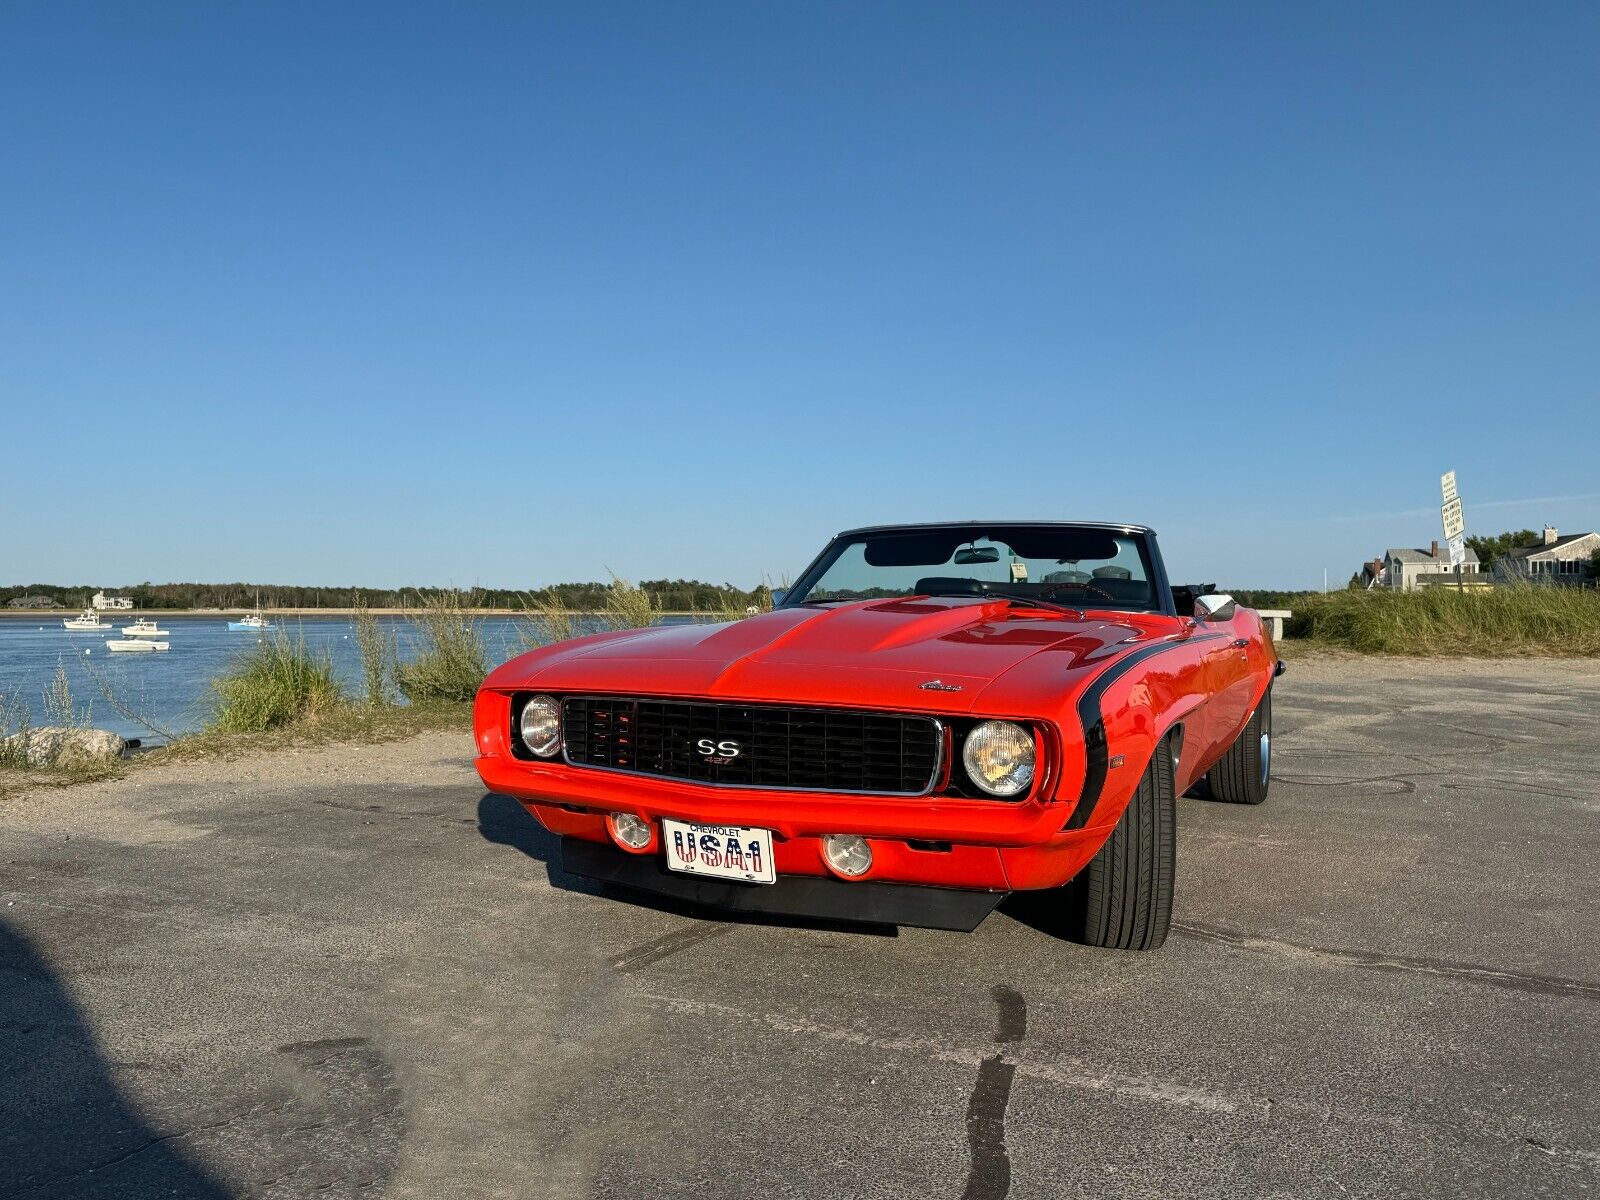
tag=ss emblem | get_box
[696,738,742,762]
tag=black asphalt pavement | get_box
[3,657,1598,1199]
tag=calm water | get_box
[0,614,697,743]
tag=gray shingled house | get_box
[1496,527,1600,584]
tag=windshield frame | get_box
[781,522,1176,617]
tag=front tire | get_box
[1072,734,1176,951]
[1204,685,1272,805]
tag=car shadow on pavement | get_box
[475,793,896,938]
[0,920,235,1200]
[996,885,1081,939]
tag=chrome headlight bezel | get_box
[961,719,1036,798]
[517,693,563,758]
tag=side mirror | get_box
[1194,594,1237,622]
[770,588,788,607]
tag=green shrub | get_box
[396,591,487,702]
[1284,585,1600,656]
[211,631,344,732]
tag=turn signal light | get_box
[607,812,655,852]
[822,834,872,878]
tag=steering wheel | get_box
[1037,580,1116,604]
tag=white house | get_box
[91,590,134,610]
[1497,528,1599,584]
[1371,541,1482,590]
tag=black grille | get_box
[560,696,942,795]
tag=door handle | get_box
[1232,638,1250,649]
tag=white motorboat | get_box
[227,610,273,631]
[63,609,110,631]
[106,638,170,653]
[121,618,170,638]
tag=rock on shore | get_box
[3,727,127,767]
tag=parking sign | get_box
[1441,472,1466,567]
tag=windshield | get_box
[786,526,1160,612]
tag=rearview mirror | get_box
[1194,594,1237,622]
[954,546,1000,564]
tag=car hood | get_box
[483,597,1168,717]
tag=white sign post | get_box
[1441,471,1467,589]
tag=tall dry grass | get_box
[0,691,32,769]
[43,659,91,727]
[1287,584,1600,656]
[601,572,660,630]
[520,593,580,649]
[353,600,396,706]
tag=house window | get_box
[1560,558,1579,575]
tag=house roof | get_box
[1501,532,1599,559]
[1385,547,1480,565]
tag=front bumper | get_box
[562,837,1007,932]
[475,684,1113,892]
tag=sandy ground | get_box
[3,655,1598,1199]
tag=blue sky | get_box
[3,2,1595,591]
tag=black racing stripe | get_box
[1064,633,1227,831]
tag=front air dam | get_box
[561,838,1008,932]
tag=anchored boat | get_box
[120,618,170,638]
[106,638,170,653]
[63,609,111,631]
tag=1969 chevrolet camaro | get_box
[474,521,1281,949]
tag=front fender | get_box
[1060,630,1227,836]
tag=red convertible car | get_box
[474,522,1281,949]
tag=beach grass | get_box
[600,572,660,631]
[395,590,487,702]
[1281,585,1600,656]
[210,629,344,733]
[520,592,580,648]
[0,690,32,771]
[352,599,396,706]
[156,698,471,764]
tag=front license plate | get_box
[662,819,776,885]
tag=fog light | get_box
[608,812,654,851]
[823,834,872,878]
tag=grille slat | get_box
[558,696,940,795]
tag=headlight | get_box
[518,694,562,758]
[962,720,1035,797]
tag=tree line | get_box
[2,578,771,611]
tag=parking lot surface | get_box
[3,657,1598,1199]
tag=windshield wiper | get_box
[997,596,1085,618]
[919,591,1085,619]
